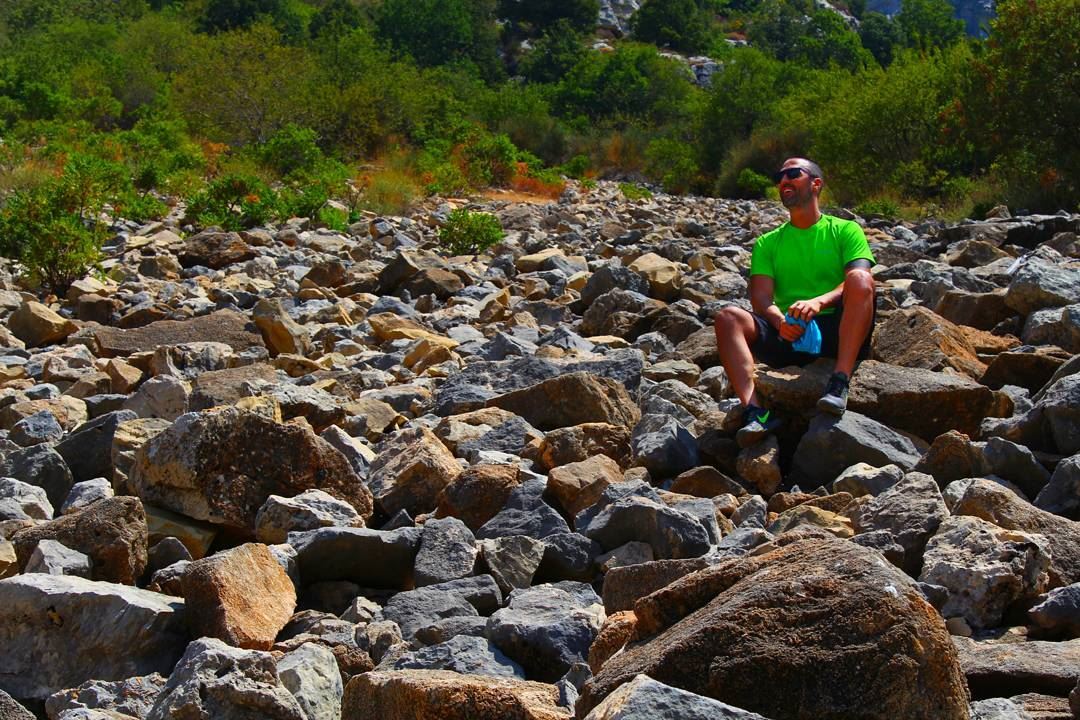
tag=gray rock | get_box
[317,425,372,478]
[955,635,1080,699]
[488,581,604,683]
[290,526,421,589]
[969,698,1033,720]
[0,477,53,522]
[1005,259,1080,315]
[1039,374,1080,455]
[630,414,700,479]
[475,477,570,540]
[413,516,477,587]
[478,535,546,595]
[1029,583,1080,637]
[580,495,711,560]
[255,490,363,545]
[26,539,92,578]
[356,620,404,664]
[731,495,767,529]
[0,444,73,510]
[413,616,488,646]
[919,515,1050,630]
[583,674,772,719]
[54,411,137,485]
[1022,304,1080,353]
[0,574,187,702]
[10,410,64,446]
[536,532,601,583]
[1035,453,1080,519]
[146,537,192,576]
[0,690,34,720]
[380,586,479,644]
[276,642,342,720]
[59,479,114,516]
[389,635,525,678]
[850,472,949,575]
[579,264,650,311]
[794,411,922,489]
[146,637,304,720]
[980,438,1052,501]
[45,674,167,720]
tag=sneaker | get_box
[736,404,781,448]
[817,371,850,416]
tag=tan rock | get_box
[516,248,566,272]
[341,670,570,720]
[366,426,463,517]
[104,358,145,394]
[11,496,147,584]
[343,397,404,441]
[65,371,112,399]
[145,504,218,560]
[181,542,296,650]
[872,306,986,379]
[589,611,638,673]
[735,435,782,496]
[487,372,640,431]
[628,252,681,300]
[0,395,87,432]
[252,298,310,357]
[537,423,633,471]
[433,407,519,453]
[767,505,854,538]
[436,464,523,531]
[368,313,454,345]
[111,417,172,495]
[65,276,108,302]
[8,301,78,347]
[548,455,624,517]
[94,310,263,357]
[403,338,457,375]
[670,466,748,498]
[0,538,17,578]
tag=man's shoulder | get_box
[754,221,791,247]
[820,214,865,235]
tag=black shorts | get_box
[751,308,874,368]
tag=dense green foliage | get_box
[438,208,504,255]
[0,0,1075,290]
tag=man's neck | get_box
[788,203,822,229]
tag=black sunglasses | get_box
[771,167,815,184]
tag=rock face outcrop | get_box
[0,574,187,702]
[129,408,371,532]
[578,536,970,719]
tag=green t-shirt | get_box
[749,214,875,315]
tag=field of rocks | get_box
[0,180,1079,720]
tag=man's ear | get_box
[812,177,823,194]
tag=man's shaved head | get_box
[782,157,824,183]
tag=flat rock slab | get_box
[341,669,570,720]
[94,310,264,357]
[0,574,187,702]
[955,635,1080,699]
[584,674,771,719]
[579,535,969,720]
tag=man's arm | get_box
[787,259,873,322]
[750,275,804,342]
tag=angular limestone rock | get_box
[366,426,462,518]
[181,543,296,651]
[486,372,640,431]
[0,574,186,702]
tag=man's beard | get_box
[781,185,813,209]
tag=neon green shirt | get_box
[749,214,875,315]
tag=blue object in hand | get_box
[784,313,822,355]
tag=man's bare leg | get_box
[833,269,875,377]
[713,306,761,407]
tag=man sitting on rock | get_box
[713,157,876,447]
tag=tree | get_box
[896,0,964,50]
[519,19,587,83]
[630,0,711,54]
[499,0,599,35]
[793,10,873,70]
[859,11,903,66]
[198,0,286,33]
[376,0,502,82]
[308,0,365,39]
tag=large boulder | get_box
[578,535,970,720]
[0,574,187,702]
[949,478,1080,586]
[0,444,74,510]
[128,408,372,532]
[486,372,640,431]
[11,496,147,585]
[146,637,305,720]
[792,411,922,488]
[366,426,462,518]
[181,543,296,651]
[955,635,1080,699]
[44,673,167,719]
[341,669,570,720]
[872,306,987,379]
[8,301,78,348]
[93,310,263,358]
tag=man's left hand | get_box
[787,298,823,322]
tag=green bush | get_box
[438,208,504,255]
[736,168,772,198]
[187,173,278,230]
[259,123,323,177]
[619,182,653,200]
[853,198,900,218]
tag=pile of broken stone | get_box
[0,181,1078,720]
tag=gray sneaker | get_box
[817,372,850,416]
[736,405,782,448]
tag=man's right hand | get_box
[778,319,805,342]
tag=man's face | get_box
[775,161,817,209]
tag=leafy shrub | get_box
[0,154,122,292]
[853,198,900,218]
[438,208,504,255]
[559,154,591,179]
[645,137,700,194]
[630,0,711,54]
[736,168,772,198]
[619,182,653,200]
[357,167,420,215]
[186,173,278,230]
[259,124,323,177]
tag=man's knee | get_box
[843,269,874,306]
[714,305,757,343]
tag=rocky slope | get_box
[0,181,1079,719]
